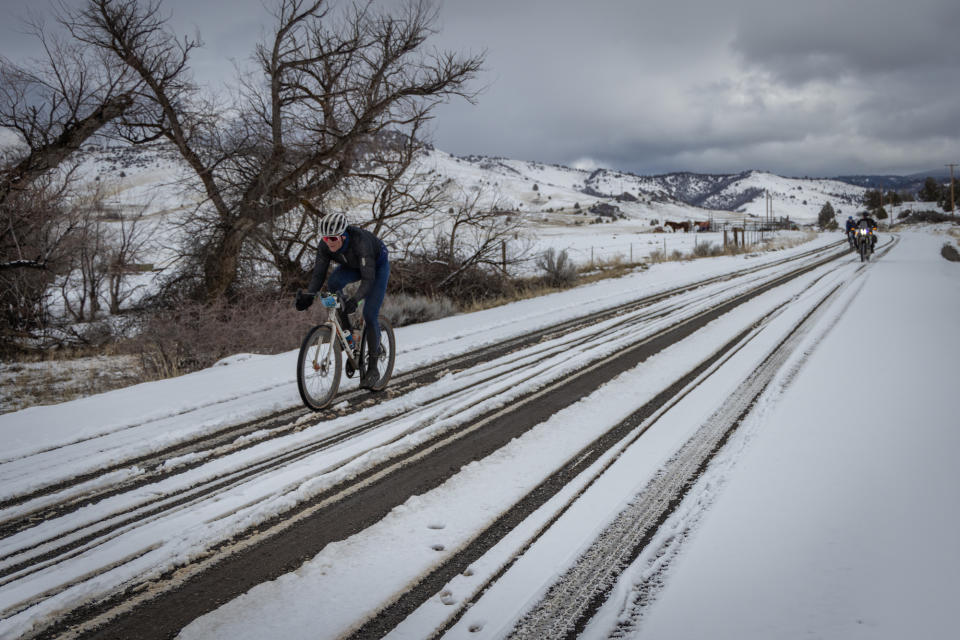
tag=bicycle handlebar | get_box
[299,290,365,312]
[297,289,340,309]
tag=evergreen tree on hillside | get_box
[918,177,942,202]
[818,201,837,229]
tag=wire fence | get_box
[552,218,800,268]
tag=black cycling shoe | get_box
[361,356,380,389]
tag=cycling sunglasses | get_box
[322,235,342,242]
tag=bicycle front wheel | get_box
[359,316,396,392]
[297,325,342,410]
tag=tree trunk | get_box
[200,218,256,303]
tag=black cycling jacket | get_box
[307,225,388,300]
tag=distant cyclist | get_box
[856,211,878,252]
[295,212,390,389]
[844,215,857,248]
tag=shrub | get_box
[942,243,960,262]
[131,293,315,378]
[692,241,717,258]
[536,247,578,287]
[899,210,957,224]
[388,256,516,306]
[381,293,458,327]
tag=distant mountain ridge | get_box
[832,168,952,193]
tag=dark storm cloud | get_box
[428,0,960,176]
[2,0,958,176]
[731,0,960,84]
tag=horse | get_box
[664,220,690,233]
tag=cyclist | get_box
[844,215,857,248]
[856,211,878,252]
[295,212,390,389]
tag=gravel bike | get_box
[296,291,396,410]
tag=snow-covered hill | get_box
[431,152,868,224]
[57,142,872,226]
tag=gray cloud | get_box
[2,0,957,177]
[731,0,960,84]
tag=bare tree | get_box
[0,14,137,206]
[60,202,109,321]
[249,199,325,291]
[433,186,530,288]
[0,173,80,342]
[0,12,141,346]
[65,0,484,303]
[354,126,450,245]
[252,129,450,291]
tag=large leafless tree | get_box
[0,15,140,342]
[65,0,484,303]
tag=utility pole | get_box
[947,163,958,214]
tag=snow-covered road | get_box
[2,230,958,640]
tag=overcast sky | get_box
[2,0,958,177]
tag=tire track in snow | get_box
[0,240,845,515]
[0,242,848,535]
[504,241,896,639]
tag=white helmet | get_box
[319,212,347,237]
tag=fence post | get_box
[501,240,507,274]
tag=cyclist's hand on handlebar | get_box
[295,290,314,311]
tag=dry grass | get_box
[1,354,143,415]
[645,232,817,265]
[459,254,650,313]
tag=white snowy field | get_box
[1,229,957,640]
[524,226,803,273]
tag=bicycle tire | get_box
[358,316,396,392]
[297,324,342,410]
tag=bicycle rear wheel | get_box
[297,325,342,410]
[359,316,396,392]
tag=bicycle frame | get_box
[311,294,361,372]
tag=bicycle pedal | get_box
[345,360,356,378]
